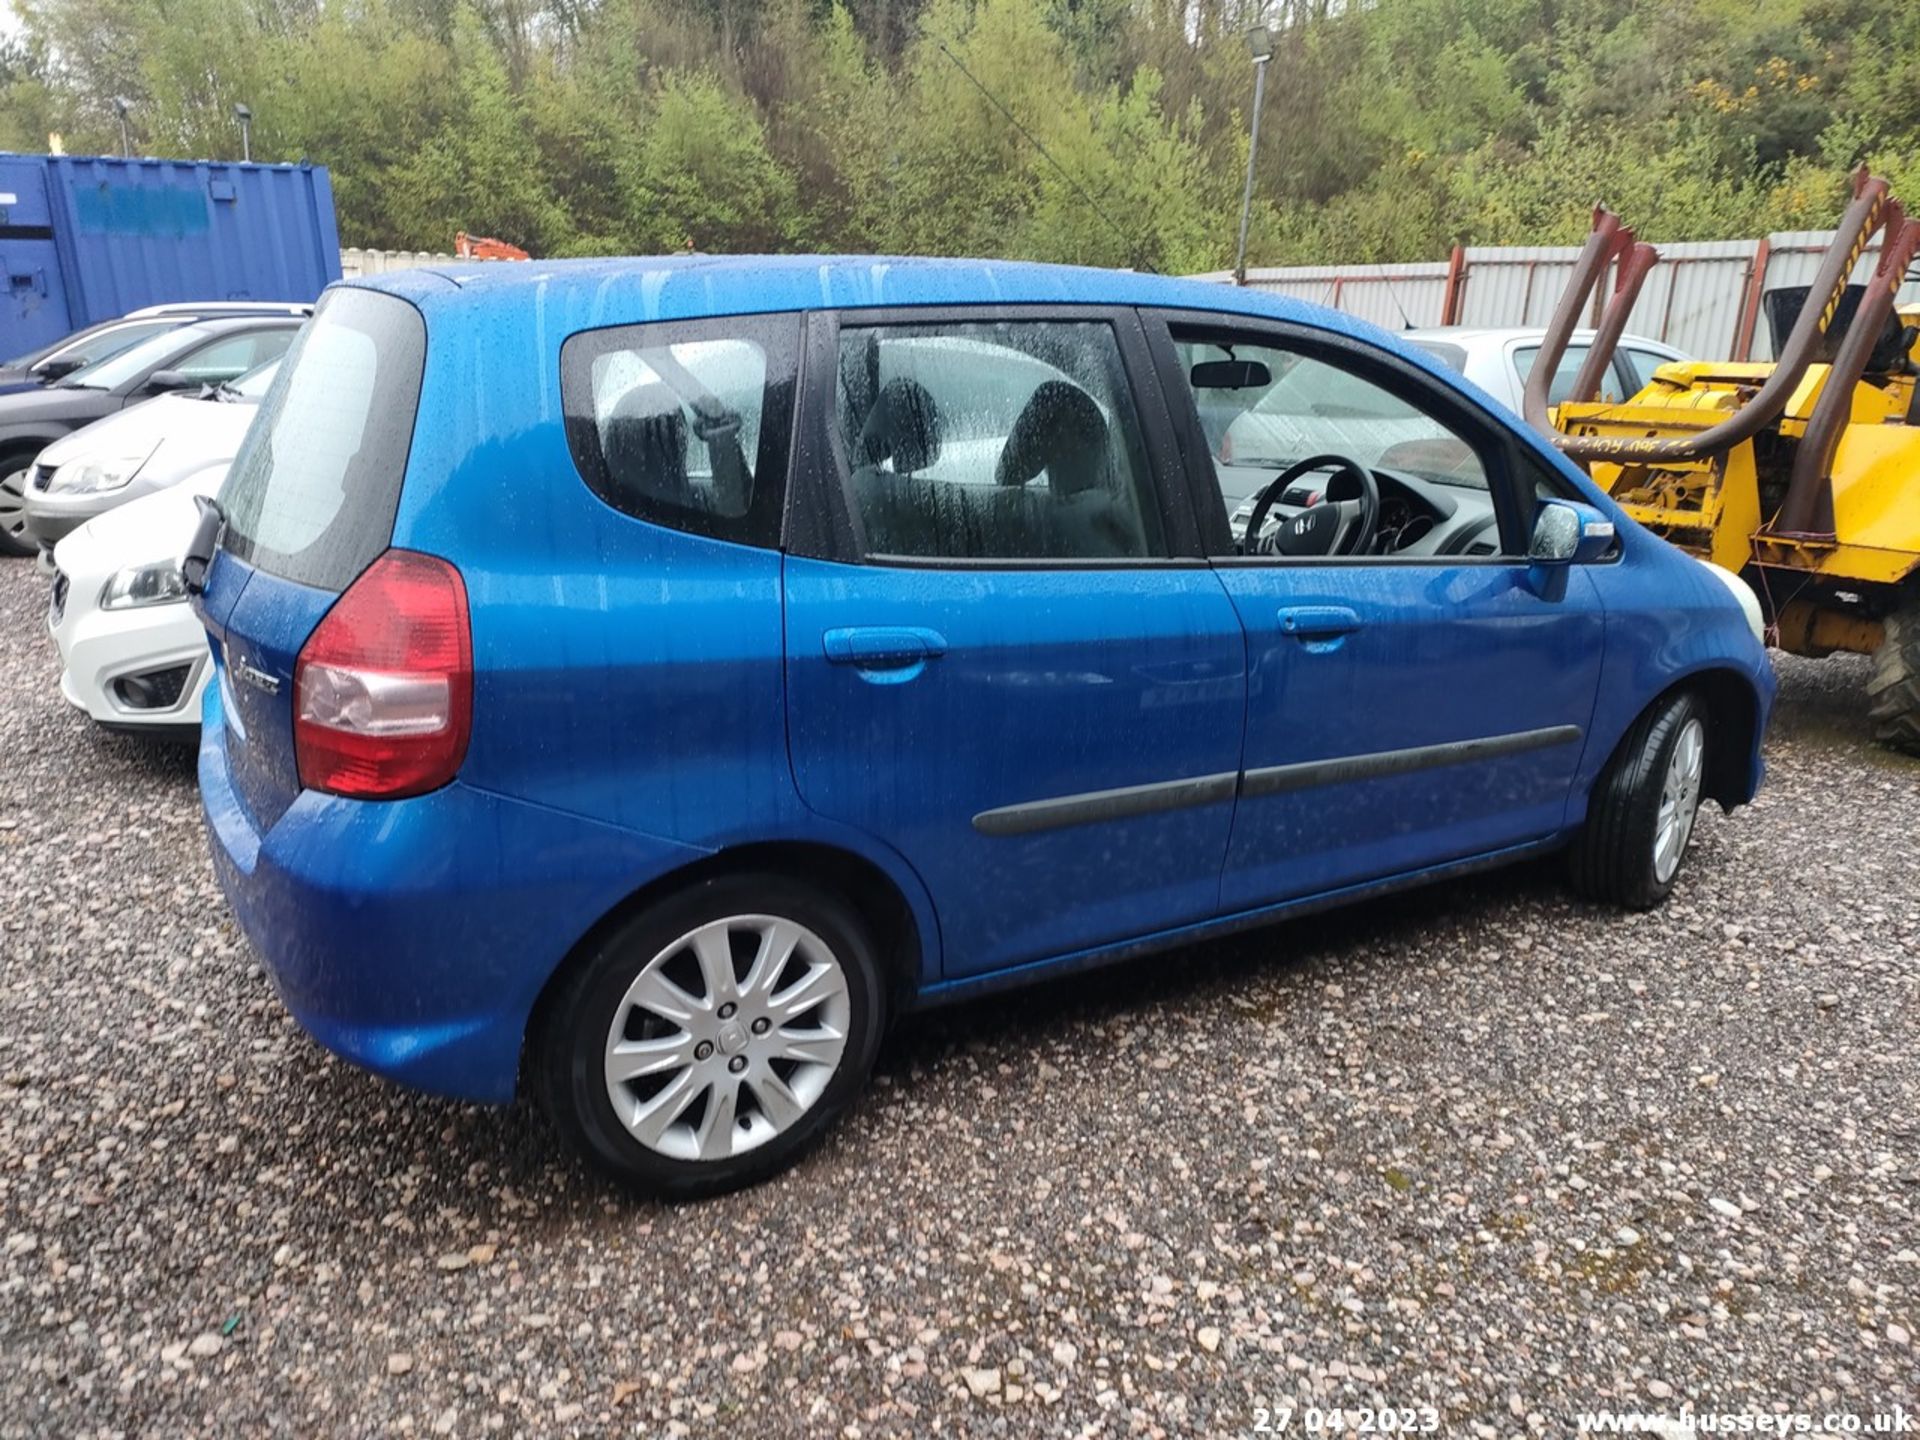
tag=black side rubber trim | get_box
[1241,724,1583,798]
[972,771,1239,837]
[0,225,55,241]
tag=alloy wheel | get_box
[0,468,29,551]
[602,914,851,1163]
[1652,716,1705,884]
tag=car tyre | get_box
[532,873,886,1199]
[1568,690,1708,911]
[0,459,36,558]
[1866,599,1920,757]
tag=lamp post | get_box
[113,97,133,158]
[233,103,253,162]
[1233,22,1273,286]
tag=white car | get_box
[23,358,280,564]
[48,475,216,741]
[1400,326,1689,412]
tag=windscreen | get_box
[218,288,425,591]
[230,358,282,400]
[57,325,206,391]
[1763,284,1910,372]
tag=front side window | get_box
[834,320,1166,562]
[561,314,797,549]
[1170,329,1512,560]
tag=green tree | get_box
[383,3,570,253]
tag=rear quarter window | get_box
[218,288,426,591]
[560,313,799,549]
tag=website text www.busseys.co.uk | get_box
[1238,1405,1912,1435]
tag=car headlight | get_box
[100,560,188,610]
[49,444,158,496]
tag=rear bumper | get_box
[199,685,709,1104]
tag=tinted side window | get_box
[220,289,425,591]
[834,320,1166,562]
[561,314,798,549]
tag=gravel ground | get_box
[1,555,1916,1439]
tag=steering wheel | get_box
[1242,453,1381,558]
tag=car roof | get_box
[163,315,303,343]
[350,254,1404,338]
[1402,325,1681,351]
[127,301,313,318]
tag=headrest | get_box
[995,380,1108,496]
[605,382,688,477]
[858,378,942,474]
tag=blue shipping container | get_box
[0,153,341,356]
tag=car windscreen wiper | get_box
[182,495,226,595]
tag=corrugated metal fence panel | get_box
[1455,242,1760,352]
[1203,263,1452,329]
[340,248,454,278]
[1620,241,1756,358]
[1453,245,1581,330]
[1750,231,1920,359]
[1199,240,1777,357]
[37,155,340,330]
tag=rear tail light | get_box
[294,549,472,799]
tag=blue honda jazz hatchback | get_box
[192,257,1774,1196]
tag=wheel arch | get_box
[0,431,64,460]
[522,838,931,1084]
[1684,666,1763,809]
[1596,666,1761,813]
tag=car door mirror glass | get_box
[1529,502,1581,563]
[1531,499,1615,564]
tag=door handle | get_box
[823,626,949,668]
[1277,605,1362,638]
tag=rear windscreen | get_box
[218,288,425,591]
[1409,340,1468,373]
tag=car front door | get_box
[783,307,1247,980]
[1153,314,1608,911]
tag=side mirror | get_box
[145,369,194,394]
[34,358,83,381]
[1529,499,1616,565]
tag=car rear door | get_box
[782,307,1247,980]
[194,289,426,834]
[1151,312,1607,910]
